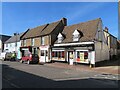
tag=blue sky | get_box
[2,2,118,39]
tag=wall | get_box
[26,39,31,46]
[110,36,117,56]
[51,21,65,45]
[95,42,109,62]
[4,41,21,59]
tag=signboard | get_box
[40,45,49,50]
[21,48,29,51]
[80,52,84,61]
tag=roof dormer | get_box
[57,33,63,43]
[73,29,80,42]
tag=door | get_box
[40,50,48,62]
[68,51,74,65]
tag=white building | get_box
[0,34,11,52]
[4,33,24,60]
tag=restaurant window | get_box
[76,51,88,62]
[52,51,65,58]
[84,52,88,59]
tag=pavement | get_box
[44,59,119,75]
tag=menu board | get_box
[80,52,84,61]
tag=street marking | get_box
[54,77,89,81]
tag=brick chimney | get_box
[104,27,108,32]
[14,33,17,36]
[61,17,67,26]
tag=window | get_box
[31,38,34,46]
[41,37,45,45]
[73,30,80,42]
[23,40,26,46]
[58,33,63,43]
[52,51,65,58]
[76,51,88,62]
[73,34,79,41]
[58,37,63,43]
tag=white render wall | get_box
[4,41,21,59]
[95,42,109,62]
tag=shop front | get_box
[40,45,49,62]
[52,43,95,65]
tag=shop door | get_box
[40,50,48,62]
[68,51,74,65]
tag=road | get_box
[1,60,119,88]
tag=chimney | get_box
[14,33,17,36]
[104,27,108,32]
[61,17,67,26]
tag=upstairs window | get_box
[31,38,34,46]
[73,29,80,42]
[23,40,26,46]
[41,37,45,45]
[58,33,63,43]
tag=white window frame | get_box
[41,37,45,45]
[31,38,34,46]
[73,34,79,41]
[23,40,26,46]
[58,37,63,43]
[73,29,80,42]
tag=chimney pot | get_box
[61,17,67,26]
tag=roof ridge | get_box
[65,18,101,28]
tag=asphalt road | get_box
[1,61,119,88]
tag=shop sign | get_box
[40,45,49,50]
[21,48,29,51]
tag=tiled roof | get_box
[21,20,61,39]
[5,33,24,43]
[0,35,11,43]
[40,21,61,36]
[21,24,48,39]
[56,18,101,43]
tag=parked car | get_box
[21,54,39,64]
[4,52,13,61]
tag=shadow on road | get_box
[2,63,119,89]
